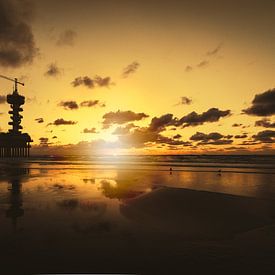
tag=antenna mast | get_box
[0,75,24,93]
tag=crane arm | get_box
[0,74,24,86]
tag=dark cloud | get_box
[122,61,140,78]
[148,114,174,132]
[190,131,233,145]
[232,123,242,127]
[243,89,275,116]
[94,75,113,87]
[80,100,105,108]
[185,65,193,72]
[48,118,77,126]
[0,0,38,67]
[206,43,223,56]
[181,96,192,105]
[72,76,94,88]
[102,110,149,128]
[0,95,6,104]
[197,60,209,68]
[127,108,231,135]
[39,137,51,147]
[83,128,97,134]
[39,137,48,143]
[255,118,275,128]
[239,140,260,146]
[177,108,231,128]
[176,96,192,105]
[56,29,77,46]
[58,101,79,110]
[234,134,248,139]
[173,134,182,139]
[35,118,44,123]
[190,132,224,141]
[71,75,113,89]
[252,130,275,143]
[44,63,61,77]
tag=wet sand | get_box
[1,158,275,274]
[2,185,275,274]
[121,187,275,239]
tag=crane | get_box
[0,74,24,93]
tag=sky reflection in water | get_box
[1,160,275,235]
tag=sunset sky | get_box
[0,0,274,155]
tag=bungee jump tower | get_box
[0,75,32,158]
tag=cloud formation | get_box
[35,118,44,123]
[48,118,77,126]
[122,61,140,78]
[71,75,113,89]
[197,60,209,68]
[206,44,223,56]
[83,128,97,134]
[0,0,38,67]
[255,118,275,128]
[190,132,224,141]
[80,100,105,108]
[234,134,248,139]
[58,101,79,110]
[56,29,77,46]
[176,96,192,106]
[72,76,94,88]
[232,123,242,127]
[177,108,231,128]
[252,130,275,143]
[185,65,193,72]
[123,108,231,135]
[173,134,182,139]
[149,114,174,132]
[102,110,149,128]
[39,137,50,147]
[118,126,191,148]
[243,89,275,116]
[112,123,136,135]
[44,63,61,77]
[190,131,233,145]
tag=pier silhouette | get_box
[0,76,32,157]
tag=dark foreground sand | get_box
[2,187,275,274]
[121,187,275,239]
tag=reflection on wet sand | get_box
[100,178,147,201]
[1,162,275,274]
[3,167,29,231]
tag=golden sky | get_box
[0,0,274,155]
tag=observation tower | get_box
[0,76,33,157]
